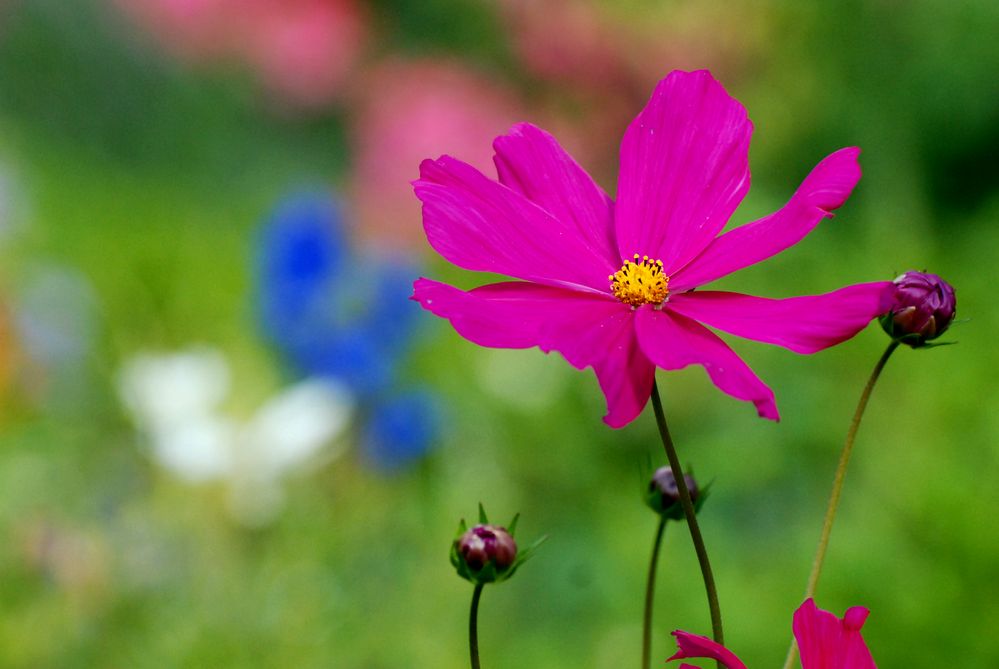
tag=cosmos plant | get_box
[417,69,958,668]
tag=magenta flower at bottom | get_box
[412,69,891,427]
[669,599,876,669]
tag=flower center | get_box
[609,254,669,306]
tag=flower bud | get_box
[458,524,518,571]
[645,466,701,521]
[452,523,521,584]
[451,506,544,585]
[880,271,956,347]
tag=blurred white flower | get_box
[152,416,237,483]
[118,347,230,433]
[241,378,352,474]
[117,347,354,524]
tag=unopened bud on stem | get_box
[450,505,545,585]
[645,466,704,521]
[880,271,957,347]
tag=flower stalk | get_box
[650,381,724,648]
[469,583,484,669]
[781,340,899,669]
[642,516,668,669]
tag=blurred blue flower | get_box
[258,194,346,341]
[362,388,442,472]
[256,191,440,470]
[257,192,422,396]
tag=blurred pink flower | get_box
[113,0,237,61]
[351,60,521,250]
[412,70,891,427]
[239,0,368,109]
[499,0,759,98]
[497,0,627,90]
[113,0,367,109]
[669,598,876,669]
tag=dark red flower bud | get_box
[451,507,543,585]
[457,524,518,573]
[645,466,700,520]
[880,271,956,347]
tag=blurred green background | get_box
[0,0,997,667]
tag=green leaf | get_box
[507,513,520,537]
[515,534,549,564]
[918,340,957,349]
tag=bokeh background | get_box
[0,0,997,666]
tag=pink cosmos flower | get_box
[669,598,877,669]
[412,70,891,427]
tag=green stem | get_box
[469,583,484,669]
[642,517,668,669]
[781,340,899,669]
[650,381,724,649]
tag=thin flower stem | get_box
[781,340,899,669]
[469,583,484,669]
[642,516,668,669]
[650,381,724,648]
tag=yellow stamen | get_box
[610,255,669,306]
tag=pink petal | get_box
[634,307,778,420]
[667,631,748,669]
[838,608,878,669]
[672,147,862,290]
[589,311,656,428]
[793,599,877,669]
[412,278,653,427]
[415,156,614,293]
[493,122,619,268]
[665,282,893,354]
[616,70,752,275]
